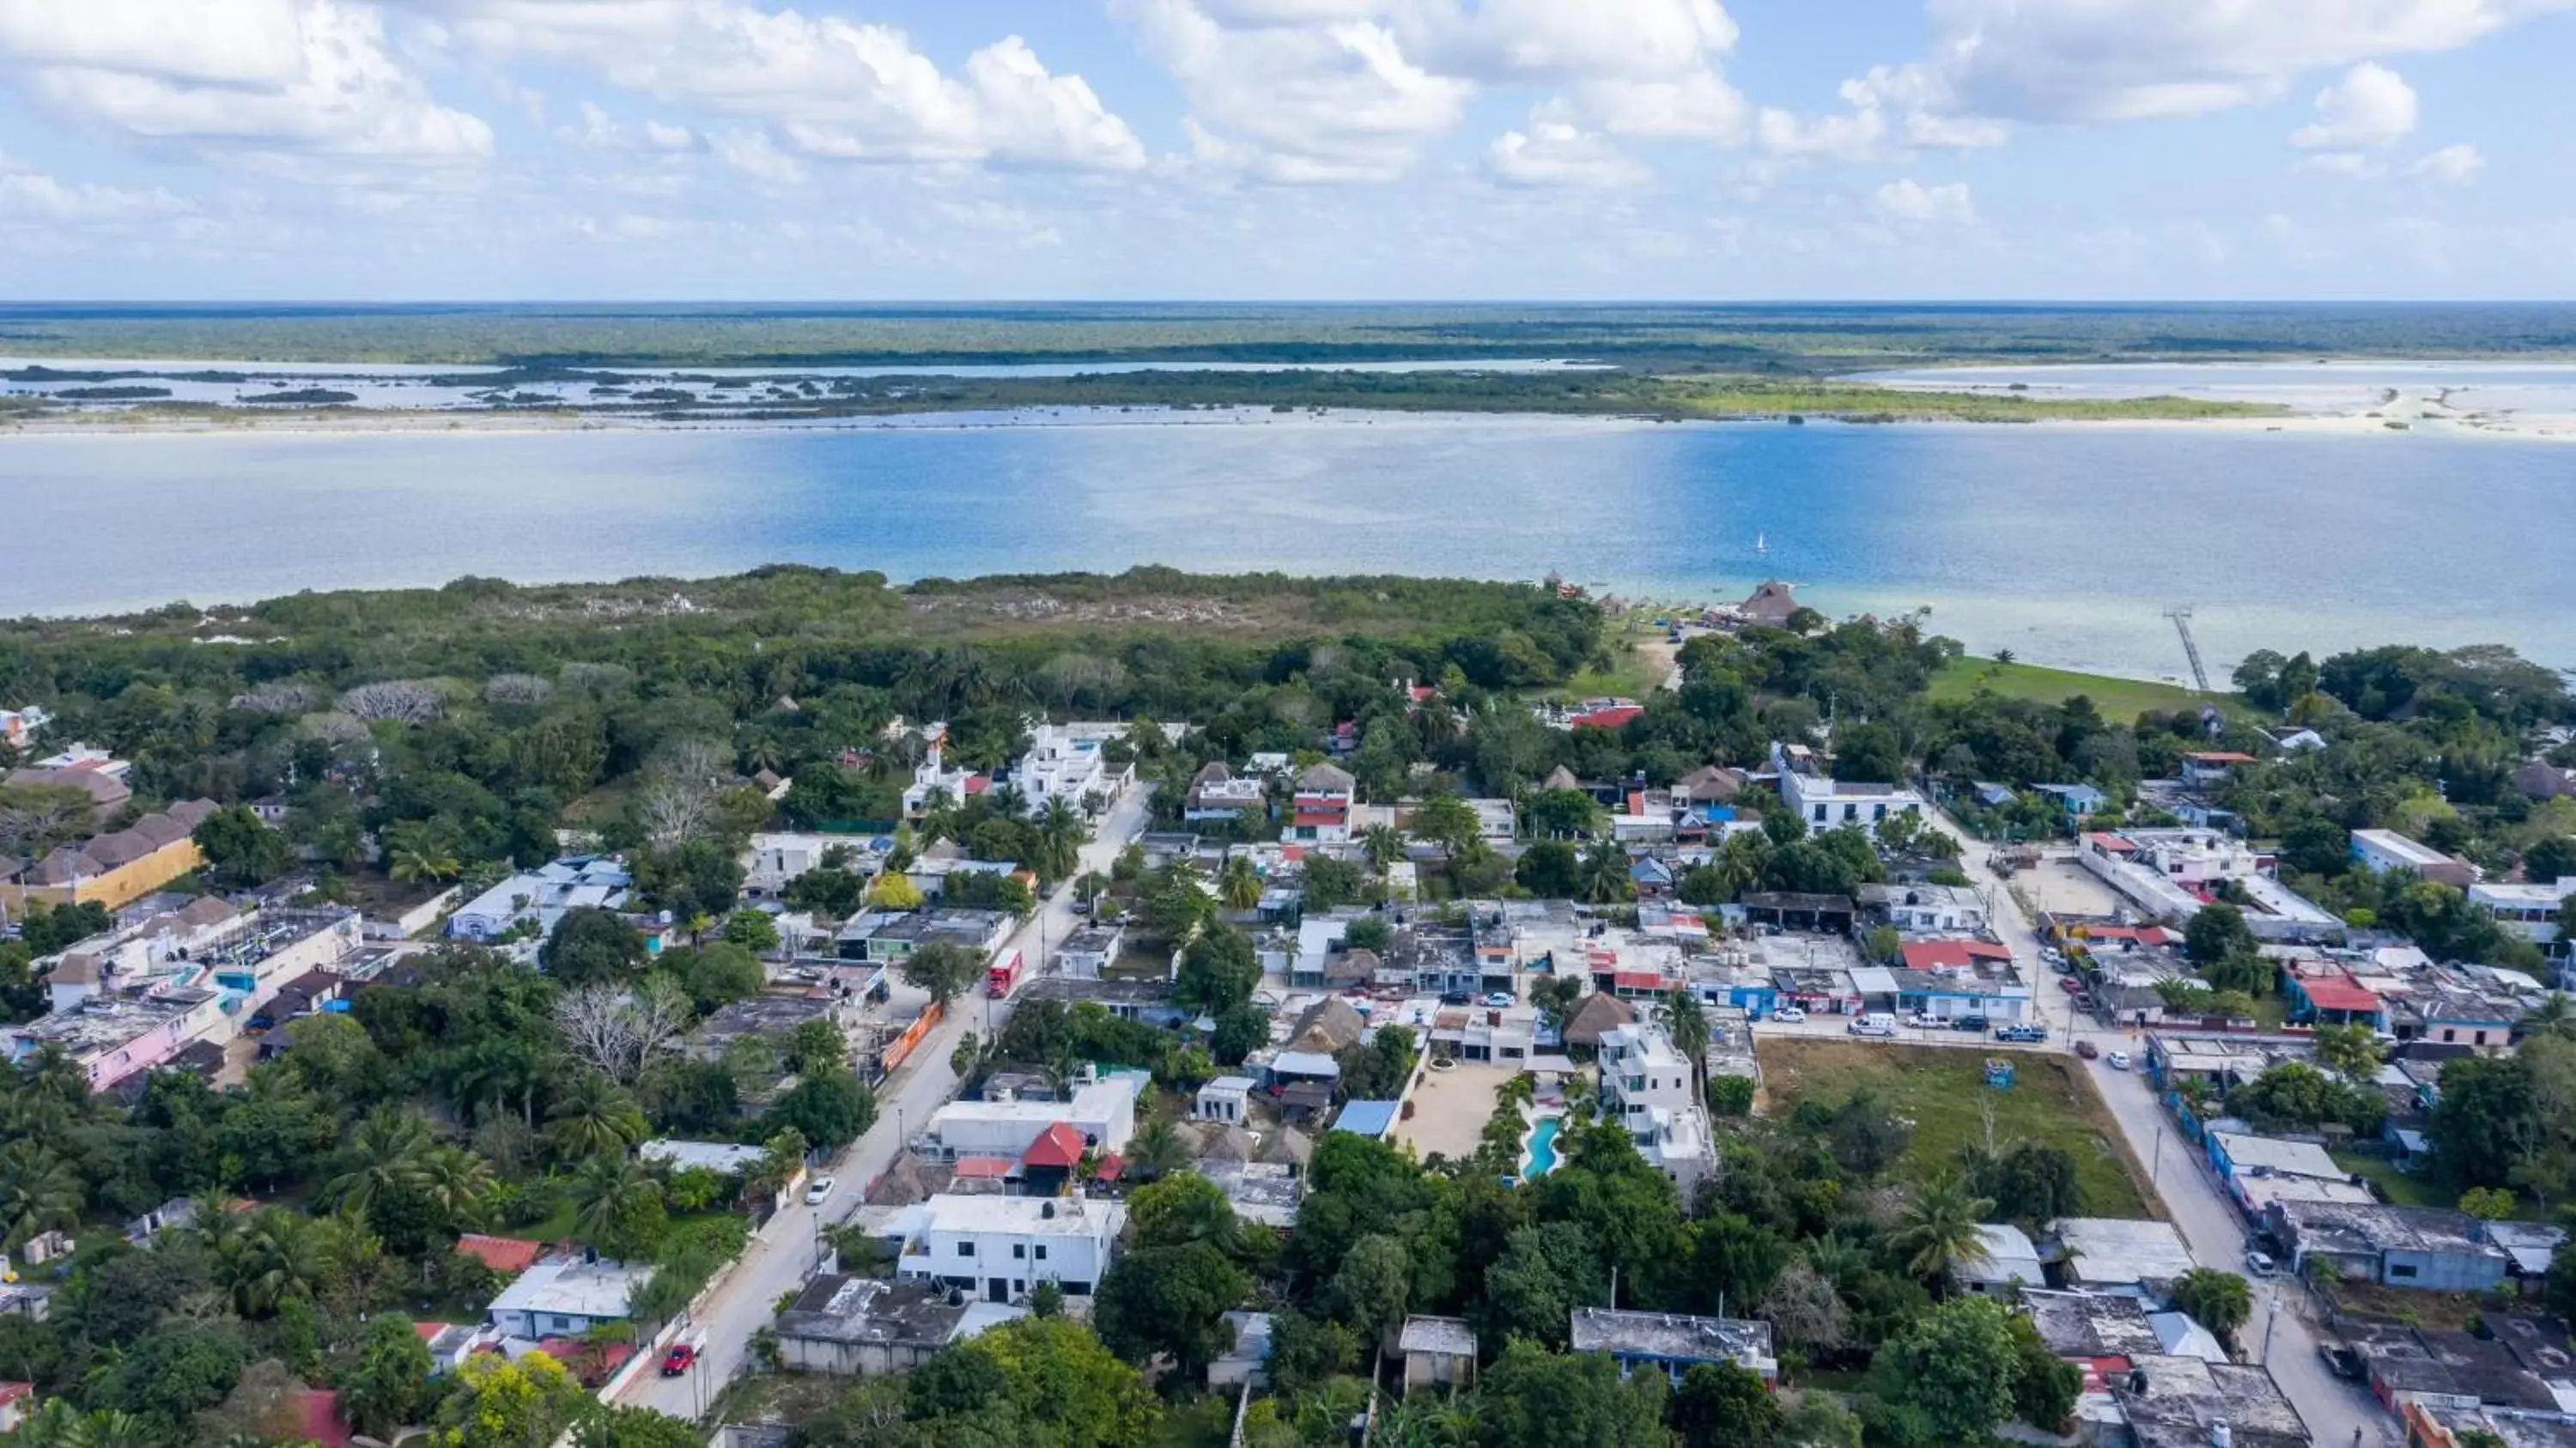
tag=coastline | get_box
[5,397,2572,441]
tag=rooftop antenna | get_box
[2165,605,2211,694]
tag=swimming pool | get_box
[1523,1116,1564,1177]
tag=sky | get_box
[1,0,2573,300]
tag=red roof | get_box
[1612,970,1666,990]
[1408,685,1437,703]
[952,1156,1015,1178]
[1291,812,1346,828]
[2186,751,2257,765]
[455,1234,546,1275]
[2084,832,2138,854]
[1022,1121,1088,1170]
[413,1320,453,1341]
[1571,706,1645,730]
[0,1384,32,1408]
[2083,925,2174,947]
[1091,1153,1125,1181]
[2300,975,2383,1013]
[1901,940,2014,970]
[963,775,991,794]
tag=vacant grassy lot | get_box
[1755,1039,2154,1219]
[1929,655,2227,722]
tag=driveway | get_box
[611,786,1157,1421]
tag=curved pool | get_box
[1523,1116,1564,1177]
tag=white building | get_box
[0,705,49,750]
[1858,882,1988,934]
[1288,764,1357,845]
[1197,1075,1254,1124]
[447,857,631,941]
[2470,878,2574,956]
[1012,722,1126,813]
[893,1193,1126,1302]
[1955,1223,2045,1297]
[484,1258,653,1340]
[920,1073,1144,1160]
[1595,1020,1716,1199]
[2349,829,2477,888]
[741,832,881,901]
[1771,743,1923,837]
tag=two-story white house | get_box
[1288,764,1357,845]
[1771,742,1923,837]
[894,1193,1126,1304]
[1012,723,1126,813]
[1595,1020,1716,1199]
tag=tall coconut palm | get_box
[0,1141,81,1251]
[1656,987,1712,1104]
[1036,796,1087,880]
[416,1144,499,1228]
[1890,1175,1996,1288]
[1127,1114,1189,1182]
[223,1208,328,1317]
[1218,854,1263,911]
[2525,991,2576,1043]
[1581,839,1634,904]
[1360,824,1406,877]
[322,1105,434,1216]
[568,1155,663,1252]
[545,1073,649,1163]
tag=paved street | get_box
[615,786,1156,1421]
[1935,809,2399,1447]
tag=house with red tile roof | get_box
[454,1233,547,1277]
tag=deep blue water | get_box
[3,411,2569,679]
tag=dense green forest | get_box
[7,300,2575,368]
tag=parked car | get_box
[1953,1015,1990,1033]
[1848,1013,1897,1037]
[2318,1342,2364,1380]
[1484,992,1515,1008]
[2075,1038,2099,1060]
[2072,993,2095,1011]
[1771,1006,1807,1024]
[2105,1049,2131,1070]
[805,1175,836,1205]
[1996,1025,2047,1043]
[2057,976,2082,992]
[661,1342,698,1377]
[1439,992,1472,1007]
[2246,1249,2281,1278]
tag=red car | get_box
[2075,1039,2100,1060]
[2057,976,2081,992]
[660,1342,698,1378]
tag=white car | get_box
[1848,1014,1897,1038]
[2245,1249,2280,1278]
[2105,1050,2132,1071]
[1484,992,1515,1008]
[1771,1006,1807,1024]
[805,1175,836,1205]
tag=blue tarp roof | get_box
[1334,1099,1401,1139]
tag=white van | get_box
[1847,1013,1897,1038]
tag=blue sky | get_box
[1,0,2571,300]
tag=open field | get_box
[1930,654,2231,721]
[1393,1062,1519,1165]
[1755,1038,2155,1219]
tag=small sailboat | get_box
[1754,532,1768,557]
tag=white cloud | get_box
[0,148,187,221]
[1757,103,1886,161]
[0,0,492,163]
[1485,109,1649,188]
[2409,142,2485,183]
[440,2,1142,171]
[1874,177,1974,224]
[565,100,697,152]
[1119,0,1746,183]
[2291,62,2418,149]
[2300,150,2385,179]
[1825,0,2573,137]
[712,127,803,184]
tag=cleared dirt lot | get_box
[2014,854,2126,918]
[1392,1062,1520,1165]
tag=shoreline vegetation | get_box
[0,369,2287,430]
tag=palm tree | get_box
[569,1155,662,1252]
[1656,987,1712,1104]
[385,820,462,885]
[1218,853,1263,911]
[223,1208,328,1317]
[1714,830,1769,899]
[1360,824,1406,877]
[1127,1114,1189,1182]
[1890,1175,1996,1288]
[1581,839,1634,904]
[416,1144,499,1227]
[16,1402,154,1448]
[1036,796,1087,880]
[0,1141,81,1250]
[2525,991,2576,1043]
[322,1105,433,1215]
[545,1073,649,1163]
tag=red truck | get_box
[985,949,1024,998]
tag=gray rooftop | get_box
[2019,1289,2163,1360]
[1398,1316,1477,1358]
[1568,1307,1775,1368]
[2278,1201,2502,1260]
[775,1274,970,1348]
[2108,1354,2307,1448]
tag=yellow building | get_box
[0,800,216,914]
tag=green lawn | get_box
[2331,1151,2457,1210]
[1929,656,2233,723]
[1755,1039,2154,1219]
